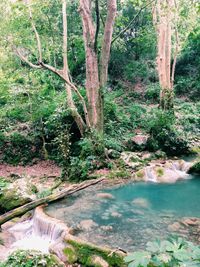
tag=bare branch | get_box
[27,0,42,62]
[14,47,41,69]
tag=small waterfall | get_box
[145,167,157,183]
[144,160,191,183]
[7,206,69,254]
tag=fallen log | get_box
[0,177,104,227]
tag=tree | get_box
[12,0,117,135]
[79,0,117,133]
[153,0,173,110]
[153,0,199,110]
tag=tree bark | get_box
[154,0,174,110]
[80,0,117,133]
[79,0,102,131]
[0,178,104,227]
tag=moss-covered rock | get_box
[0,178,35,212]
[64,238,126,267]
[188,161,200,174]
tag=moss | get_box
[136,170,145,178]
[156,167,164,177]
[65,239,126,267]
[0,188,30,212]
[63,247,78,264]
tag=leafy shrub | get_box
[145,111,189,156]
[145,83,160,103]
[0,250,63,267]
[68,131,105,181]
[124,237,200,267]
[0,132,41,165]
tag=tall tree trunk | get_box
[80,0,117,133]
[79,0,102,132]
[154,0,173,110]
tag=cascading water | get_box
[3,207,68,258]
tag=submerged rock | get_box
[100,225,113,232]
[79,219,98,231]
[110,211,122,218]
[181,217,200,227]
[168,222,182,232]
[132,198,150,208]
[97,193,115,200]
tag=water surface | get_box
[46,176,200,250]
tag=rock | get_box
[168,222,181,232]
[120,152,142,169]
[0,231,15,246]
[107,149,121,159]
[90,255,109,267]
[100,225,113,231]
[0,178,35,211]
[110,211,122,218]
[50,241,69,263]
[181,218,199,227]
[188,161,200,174]
[132,198,150,208]
[79,219,98,231]
[127,134,149,151]
[97,193,115,199]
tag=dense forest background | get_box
[0,0,199,181]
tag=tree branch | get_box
[27,0,42,62]
[112,0,156,45]
[14,47,41,69]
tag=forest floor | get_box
[0,160,61,178]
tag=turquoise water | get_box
[46,176,200,250]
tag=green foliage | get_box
[68,131,105,182]
[145,83,160,103]
[0,132,41,165]
[0,250,63,267]
[124,237,200,267]
[146,110,189,156]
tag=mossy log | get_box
[0,178,104,227]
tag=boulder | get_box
[127,134,149,151]
[0,178,36,212]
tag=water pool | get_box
[46,176,200,251]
